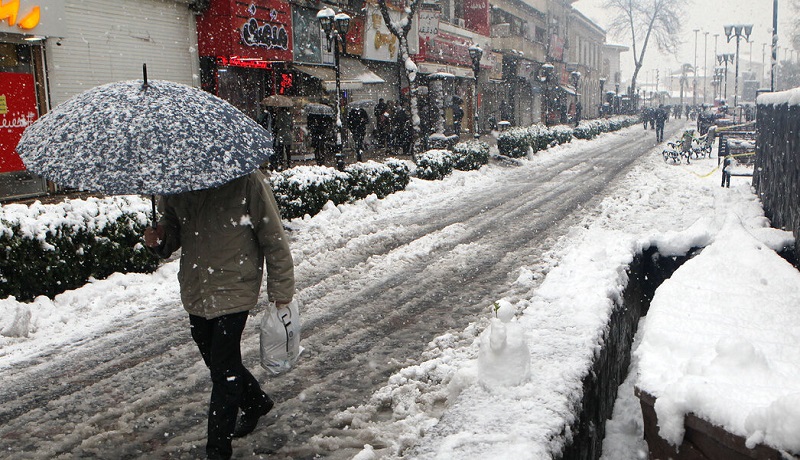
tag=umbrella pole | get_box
[151,195,157,228]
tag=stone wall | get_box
[754,101,800,262]
[558,247,695,459]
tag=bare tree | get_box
[377,0,422,158]
[604,0,686,99]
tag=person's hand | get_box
[144,225,165,248]
[275,300,292,309]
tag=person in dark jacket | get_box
[144,171,295,460]
[654,104,668,142]
[374,98,389,148]
[347,107,369,162]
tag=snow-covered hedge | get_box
[497,116,640,158]
[416,149,455,180]
[270,158,413,220]
[416,140,491,180]
[452,140,490,171]
[0,197,158,302]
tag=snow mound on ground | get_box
[637,214,800,452]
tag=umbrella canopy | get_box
[16,79,273,196]
[304,103,335,116]
[347,99,374,110]
[261,94,293,107]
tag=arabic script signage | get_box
[196,0,292,62]
[1,72,37,173]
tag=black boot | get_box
[232,394,274,438]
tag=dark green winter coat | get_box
[154,170,294,319]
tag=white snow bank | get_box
[757,86,800,106]
[636,214,800,453]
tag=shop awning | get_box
[559,85,578,96]
[294,59,385,92]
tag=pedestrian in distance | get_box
[347,106,369,162]
[374,98,389,148]
[452,97,464,137]
[721,155,732,187]
[144,171,295,460]
[655,104,668,143]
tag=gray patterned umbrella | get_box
[16,78,273,196]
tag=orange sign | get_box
[0,1,41,30]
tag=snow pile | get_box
[636,214,800,453]
[757,87,800,106]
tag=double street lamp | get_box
[468,44,483,139]
[724,24,753,114]
[599,77,606,115]
[317,8,351,170]
[539,63,555,126]
[716,53,735,102]
[570,71,581,126]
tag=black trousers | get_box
[190,312,268,458]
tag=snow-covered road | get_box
[0,122,683,459]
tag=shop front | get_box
[0,0,66,200]
[196,0,292,120]
[415,6,491,140]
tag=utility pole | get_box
[703,32,709,104]
[693,29,699,108]
[771,0,778,92]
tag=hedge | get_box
[0,197,158,302]
[497,116,640,158]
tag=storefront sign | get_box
[216,56,272,68]
[0,73,37,173]
[240,5,288,51]
[462,0,489,36]
[419,31,472,67]
[0,0,66,37]
[292,6,324,64]
[196,0,292,62]
[362,4,417,62]
[549,34,564,61]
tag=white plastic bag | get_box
[259,300,302,375]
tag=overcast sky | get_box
[572,0,797,89]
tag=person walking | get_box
[374,98,389,148]
[452,98,464,138]
[654,104,668,142]
[144,170,295,460]
[347,106,369,162]
[271,107,293,169]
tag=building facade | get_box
[1,0,198,200]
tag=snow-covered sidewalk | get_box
[329,133,799,459]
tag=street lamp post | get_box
[724,24,753,119]
[717,53,735,102]
[317,8,351,170]
[570,71,581,126]
[539,63,554,126]
[468,44,483,139]
[693,29,700,108]
[703,31,709,104]
[598,77,606,116]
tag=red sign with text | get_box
[196,0,293,62]
[0,73,38,173]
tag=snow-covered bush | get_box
[271,159,413,220]
[415,149,455,180]
[345,161,399,200]
[0,197,157,301]
[497,116,640,157]
[452,140,490,171]
[270,165,351,220]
